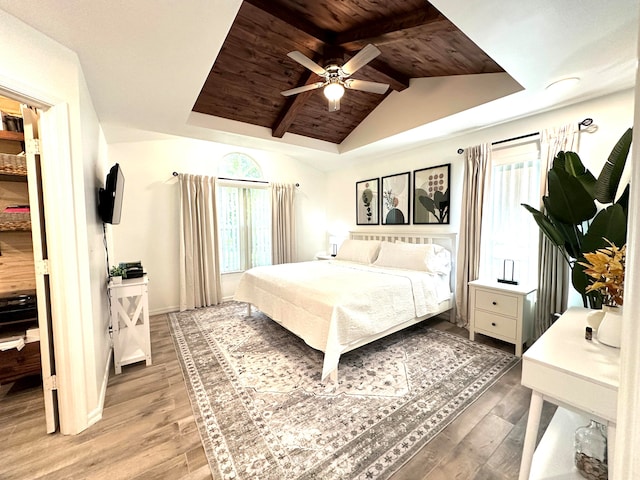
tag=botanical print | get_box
[381,172,410,225]
[356,178,379,225]
[413,164,450,224]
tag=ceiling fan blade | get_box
[341,44,381,76]
[344,79,390,94]
[328,97,340,112]
[281,82,324,96]
[287,51,327,76]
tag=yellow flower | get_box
[578,239,625,306]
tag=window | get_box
[217,153,271,273]
[479,141,541,286]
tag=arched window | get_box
[217,153,271,273]
[218,152,263,180]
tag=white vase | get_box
[597,305,622,348]
[586,310,606,330]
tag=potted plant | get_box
[579,240,626,346]
[109,265,126,284]
[522,128,631,308]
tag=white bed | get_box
[234,231,457,381]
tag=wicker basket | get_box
[0,153,27,176]
[0,212,31,232]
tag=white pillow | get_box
[421,243,451,274]
[372,241,450,273]
[335,239,381,264]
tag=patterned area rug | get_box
[168,301,518,480]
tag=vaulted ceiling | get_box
[193,0,505,144]
[0,1,637,171]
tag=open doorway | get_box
[0,94,58,433]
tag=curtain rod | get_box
[456,117,594,154]
[172,172,299,187]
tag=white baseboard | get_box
[151,297,236,316]
[150,306,179,316]
[87,346,112,428]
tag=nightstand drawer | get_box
[475,289,518,317]
[475,310,517,339]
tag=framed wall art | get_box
[356,178,379,225]
[413,163,450,224]
[381,172,410,225]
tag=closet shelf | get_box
[0,153,27,177]
[0,131,24,142]
[0,212,31,232]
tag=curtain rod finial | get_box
[457,148,464,155]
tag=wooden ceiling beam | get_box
[272,71,319,138]
[243,0,331,44]
[366,60,410,92]
[334,6,446,50]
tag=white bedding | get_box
[234,259,451,380]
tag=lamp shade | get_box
[324,83,345,101]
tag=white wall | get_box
[327,89,634,250]
[108,135,327,314]
[0,9,110,433]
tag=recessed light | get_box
[545,77,580,92]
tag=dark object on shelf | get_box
[0,291,37,326]
[497,259,519,285]
[121,261,144,279]
[585,326,593,340]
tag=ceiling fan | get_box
[281,44,390,112]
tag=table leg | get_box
[519,390,544,480]
[607,422,616,478]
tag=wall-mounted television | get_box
[98,163,125,224]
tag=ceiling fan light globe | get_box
[324,83,345,101]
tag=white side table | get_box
[468,279,536,356]
[315,254,333,260]
[518,307,619,479]
[108,274,152,374]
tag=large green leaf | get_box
[546,168,596,224]
[564,151,597,199]
[581,204,627,253]
[545,204,583,258]
[552,151,567,171]
[595,127,632,203]
[522,204,565,247]
[616,184,630,217]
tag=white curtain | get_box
[456,144,492,326]
[534,124,579,337]
[271,183,296,264]
[178,174,222,311]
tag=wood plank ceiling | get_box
[192,0,504,145]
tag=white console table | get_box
[519,307,620,479]
[108,274,152,374]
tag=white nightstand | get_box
[468,279,536,357]
[315,254,333,260]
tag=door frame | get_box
[0,84,89,434]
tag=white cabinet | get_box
[519,307,619,479]
[468,279,536,356]
[108,274,151,374]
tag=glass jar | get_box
[574,420,608,479]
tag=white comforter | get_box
[234,260,451,380]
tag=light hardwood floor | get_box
[0,313,553,480]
